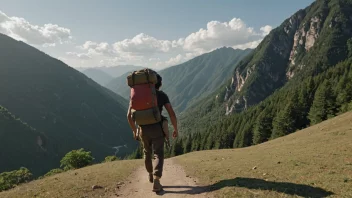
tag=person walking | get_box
[127,72,178,192]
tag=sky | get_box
[0,0,314,69]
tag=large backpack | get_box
[127,68,161,125]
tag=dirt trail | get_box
[113,159,212,198]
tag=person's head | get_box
[155,74,162,90]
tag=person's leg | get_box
[140,128,153,182]
[152,136,165,178]
[141,123,165,191]
[152,136,164,192]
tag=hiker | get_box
[127,70,178,192]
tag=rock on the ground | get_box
[92,185,103,190]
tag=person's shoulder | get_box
[157,90,168,97]
[156,90,170,102]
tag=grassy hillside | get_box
[2,111,351,197]
[0,33,137,176]
[106,47,251,112]
[0,160,142,198]
[175,111,352,197]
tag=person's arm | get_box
[127,101,138,140]
[165,103,178,138]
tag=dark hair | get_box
[155,74,162,89]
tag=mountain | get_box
[79,65,144,78]
[175,0,352,149]
[0,33,137,176]
[0,106,56,176]
[81,68,113,86]
[220,0,352,114]
[105,72,131,100]
[106,47,252,112]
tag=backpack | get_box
[127,68,161,125]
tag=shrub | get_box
[0,167,32,191]
[103,156,120,163]
[43,168,64,177]
[60,148,94,170]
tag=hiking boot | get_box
[148,173,153,183]
[152,178,163,192]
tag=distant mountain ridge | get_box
[106,47,252,112]
[0,33,137,176]
[78,65,144,78]
[81,68,113,86]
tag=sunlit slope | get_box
[175,111,352,197]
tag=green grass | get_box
[174,111,352,197]
[0,160,142,198]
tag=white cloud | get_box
[66,52,91,60]
[61,17,272,69]
[0,11,72,46]
[77,41,114,56]
[99,57,126,66]
[233,39,263,50]
[260,25,273,36]
[155,54,188,69]
[0,10,273,69]
[113,33,180,56]
[149,57,160,61]
[43,43,56,47]
[183,18,271,52]
[165,54,184,65]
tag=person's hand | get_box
[172,130,178,139]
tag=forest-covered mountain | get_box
[165,0,352,155]
[106,47,251,112]
[0,33,137,176]
[0,106,57,176]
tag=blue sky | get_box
[0,0,314,69]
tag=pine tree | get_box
[308,80,336,125]
[200,131,209,150]
[172,138,184,156]
[183,134,192,154]
[271,93,299,139]
[252,108,273,145]
[205,131,215,150]
[347,38,352,58]
[296,83,310,129]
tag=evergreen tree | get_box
[183,134,192,154]
[252,108,273,145]
[308,80,336,125]
[205,132,215,150]
[296,82,310,128]
[172,138,184,156]
[347,38,352,57]
[271,93,299,139]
